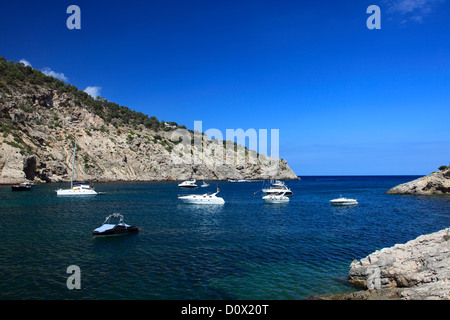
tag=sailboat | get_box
[56,138,97,196]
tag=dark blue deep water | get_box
[0,176,449,300]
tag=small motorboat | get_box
[262,192,289,204]
[201,180,209,187]
[11,182,33,191]
[178,189,225,204]
[178,179,198,188]
[92,213,139,236]
[329,195,358,206]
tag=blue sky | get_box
[1,0,449,175]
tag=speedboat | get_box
[201,180,209,187]
[329,195,358,206]
[178,179,198,188]
[56,182,98,196]
[11,182,33,191]
[262,180,293,196]
[262,192,289,204]
[92,213,139,236]
[178,189,225,204]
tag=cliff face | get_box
[387,168,450,195]
[0,62,297,184]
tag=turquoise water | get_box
[0,176,449,300]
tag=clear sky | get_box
[1,0,449,175]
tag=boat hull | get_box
[56,189,98,196]
[179,198,225,204]
[11,186,32,191]
[262,195,289,204]
[92,224,139,236]
[330,201,358,206]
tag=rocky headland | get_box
[314,228,450,300]
[0,58,298,184]
[387,167,450,195]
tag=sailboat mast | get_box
[71,138,77,189]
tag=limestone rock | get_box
[0,81,298,184]
[387,168,450,195]
[347,228,450,300]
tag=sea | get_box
[0,176,449,300]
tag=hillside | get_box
[0,57,297,184]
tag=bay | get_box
[0,176,448,300]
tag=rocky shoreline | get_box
[312,228,450,300]
[387,167,450,195]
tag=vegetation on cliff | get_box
[0,57,297,183]
[0,57,184,131]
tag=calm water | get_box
[0,176,449,300]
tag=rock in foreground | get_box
[339,228,450,300]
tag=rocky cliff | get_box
[313,228,450,300]
[0,58,298,184]
[387,167,450,195]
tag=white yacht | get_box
[262,192,289,204]
[178,189,225,204]
[178,179,198,188]
[56,138,97,196]
[329,195,358,206]
[262,180,293,196]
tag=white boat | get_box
[262,192,289,204]
[201,180,209,187]
[178,189,225,204]
[56,138,97,196]
[329,195,358,206]
[56,182,97,196]
[11,182,33,191]
[178,179,198,188]
[262,180,293,196]
[92,213,139,236]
